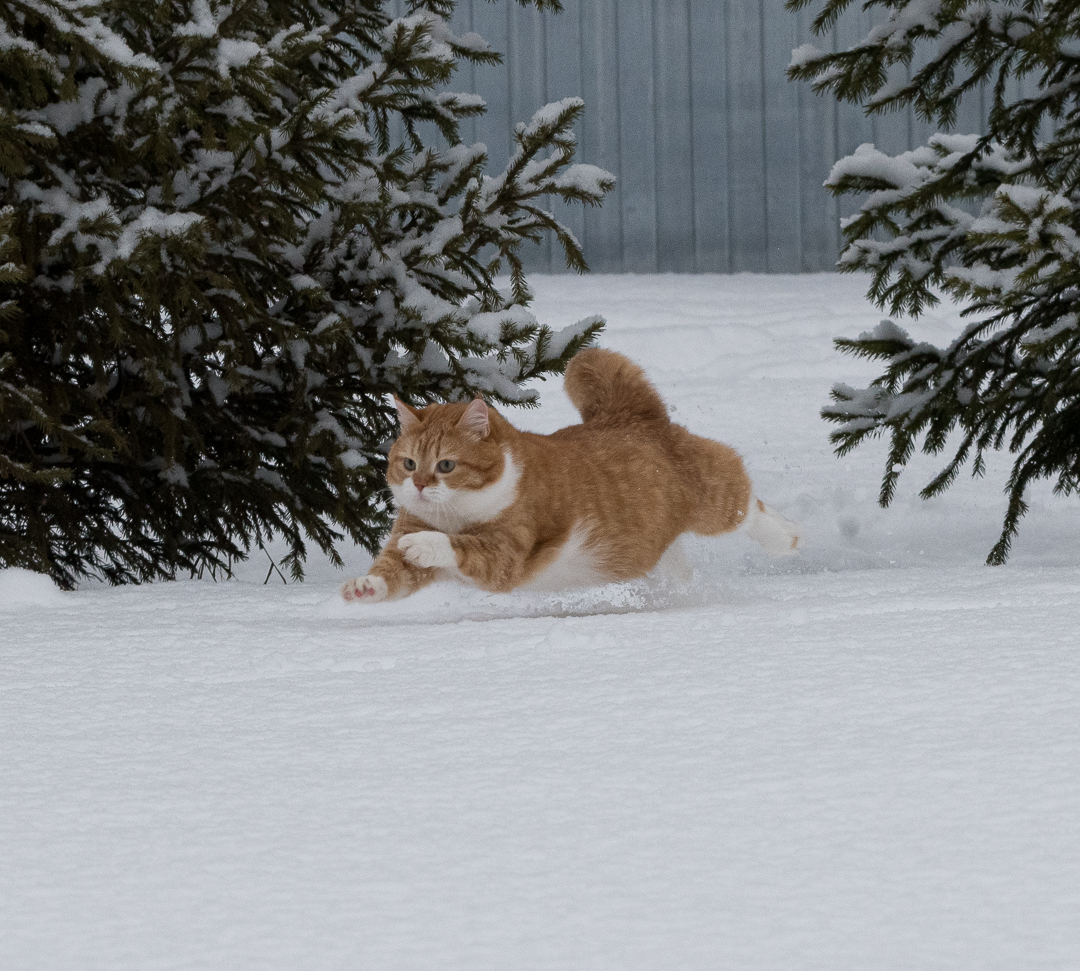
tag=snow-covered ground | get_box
[3,274,1079,970]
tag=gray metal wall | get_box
[399,0,997,274]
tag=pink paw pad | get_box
[340,576,388,603]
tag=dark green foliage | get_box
[0,0,613,586]
[788,0,1080,563]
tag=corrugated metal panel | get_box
[426,0,992,273]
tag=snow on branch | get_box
[791,0,1080,562]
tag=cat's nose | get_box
[413,476,431,492]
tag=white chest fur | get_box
[450,449,521,526]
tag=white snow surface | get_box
[0,567,65,608]
[3,273,1079,969]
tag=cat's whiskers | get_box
[392,478,469,533]
[422,489,468,533]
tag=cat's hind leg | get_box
[742,498,800,556]
[676,429,800,554]
[679,430,754,536]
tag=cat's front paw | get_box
[398,531,457,570]
[341,575,388,603]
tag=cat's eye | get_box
[437,459,456,474]
[402,457,416,471]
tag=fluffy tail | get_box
[743,498,800,556]
[564,348,669,425]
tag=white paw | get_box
[744,499,801,557]
[341,575,388,603]
[398,531,457,570]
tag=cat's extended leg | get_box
[341,552,434,602]
[398,526,534,593]
[397,531,458,571]
[341,547,436,602]
[341,521,438,602]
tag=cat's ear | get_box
[457,397,490,439]
[391,396,422,433]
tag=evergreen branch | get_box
[0,0,612,584]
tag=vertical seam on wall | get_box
[541,8,549,103]
[794,8,803,271]
[793,12,804,271]
[686,0,697,271]
[866,6,878,163]
[907,62,914,150]
[578,0,587,262]
[505,0,513,164]
[723,0,733,273]
[467,0,476,146]
[651,0,661,271]
[905,51,915,148]
[758,0,769,270]
[614,0,624,271]
[831,16,842,260]
[541,6,551,272]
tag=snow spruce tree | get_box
[0,0,612,586]
[789,0,1080,563]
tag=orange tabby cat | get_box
[341,349,798,602]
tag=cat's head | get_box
[386,397,516,527]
